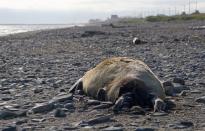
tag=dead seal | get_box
[69,57,166,112]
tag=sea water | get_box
[0,24,79,36]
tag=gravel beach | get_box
[0,21,205,131]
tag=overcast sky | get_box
[0,0,204,24]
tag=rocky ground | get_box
[0,21,205,131]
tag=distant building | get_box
[89,19,102,24]
[111,15,119,20]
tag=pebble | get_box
[195,96,205,104]
[31,118,46,122]
[33,88,43,94]
[130,106,146,115]
[29,102,54,113]
[0,110,26,119]
[135,127,156,131]
[51,93,73,103]
[179,90,188,96]
[87,99,101,106]
[15,119,28,125]
[151,112,168,116]
[54,108,66,117]
[1,97,13,101]
[1,125,17,131]
[64,103,75,110]
[102,126,123,131]
[172,83,190,93]
[92,103,113,109]
[167,121,194,129]
[173,77,185,85]
[87,114,113,125]
[190,89,202,94]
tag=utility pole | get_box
[195,0,198,11]
[189,0,191,14]
[184,5,186,12]
[169,8,171,16]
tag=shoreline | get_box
[0,23,86,37]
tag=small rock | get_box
[130,106,146,115]
[29,102,54,113]
[87,99,101,106]
[31,118,46,122]
[151,112,168,116]
[51,94,73,103]
[162,81,172,86]
[92,103,113,109]
[0,110,17,119]
[1,90,11,94]
[64,103,75,110]
[33,88,43,94]
[179,90,188,96]
[15,119,28,125]
[172,83,189,93]
[53,80,63,88]
[195,96,205,104]
[59,89,66,92]
[135,127,156,131]
[168,121,194,129]
[102,126,123,131]
[0,110,26,119]
[73,120,89,127]
[82,126,94,130]
[87,114,113,125]
[163,85,174,96]
[1,97,13,101]
[1,125,17,131]
[133,37,146,44]
[190,89,202,94]
[173,77,185,85]
[164,99,176,110]
[54,108,66,117]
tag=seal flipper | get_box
[97,88,106,101]
[68,78,83,94]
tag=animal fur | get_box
[74,57,165,105]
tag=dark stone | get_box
[87,114,113,125]
[54,108,66,117]
[2,97,13,101]
[29,102,54,113]
[102,126,123,131]
[0,110,26,119]
[15,119,28,125]
[64,103,75,110]
[33,88,43,94]
[2,125,17,131]
[173,77,185,85]
[162,81,172,86]
[172,83,189,93]
[168,121,194,129]
[92,103,113,109]
[164,99,176,110]
[195,96,205,104]
[130,106,146,115]
[51,94,73,103]
[135,127,156,131]
[133,37,146,44]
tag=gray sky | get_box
[0,0,204,24]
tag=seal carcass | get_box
[69,57,166,112]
